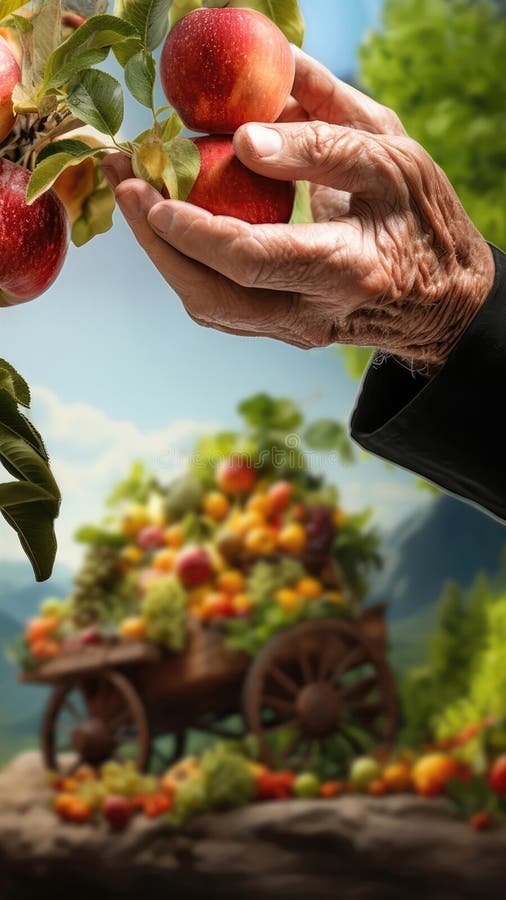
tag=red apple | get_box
[103,795,133,830]
[186,135,294,224]
[268,480,294,513]
[160,7,294,134]
[175,545,213,587]
[489,755,506,796]
[217,457,256,495]
[0,159,69,306]
[79,626,102,646]
[0,35,20,143]
[136,525,166,551]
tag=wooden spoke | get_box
[265,717,299,736]
[329,645,368,683]
[317,638,343,682]
[341,675,378,704]
[353,700,384,723]
[269,665,300,698]
[63,698,84,722]
[279,729,304,761]
[297,643,313,684]
[262,695,295,716]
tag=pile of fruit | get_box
[50,720,506,832]
[18,454,354,667]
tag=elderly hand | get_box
[103,47,494,370]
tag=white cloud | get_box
[0,386,214,569]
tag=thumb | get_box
[233,121,386,197]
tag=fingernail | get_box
[245,125,283,158]
[149,204,174,234]
[116,187,140,219]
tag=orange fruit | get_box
[368,779,388,796]
[295,577,322,599]
[216,570,245,595]
[26,617,59,643]
[382,762,413,793]
[119,617,147,642]
[275,588,301,612]
[232,510,265,536]
[277,522,307,554]
[232,593,253,615]
[247,493,274,516]
[30,638,60,660]
[164,524,184,548]
[412,753,459,797]
[244,526,277,555]
[333,508,346,527]
[153,548,178,571]
[120,545,144,566]
[199,592,235,620]
[202,491,230,521]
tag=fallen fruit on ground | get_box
[293,772,321,798]
[0,35,20,143]
[160,7,295,134]
[102,795,133,830]
[186,136,295,225]
[412,753,460,797]
[349,756,382,792]
[0,159,69,306]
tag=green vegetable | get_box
[293,772,321,798]
[200,745,255,810]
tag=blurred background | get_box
[1,0,506,802]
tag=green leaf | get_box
[228,0,304,46]
[32,0,62,83]
[162,136,200,201]
[338,345,373,381]
[71,172,115,247]
[132,136,169,191]
[0,482,59,582]
[170,0,202,27]
[1,12,32,32]
[43,14,139,90]
[74,524,126,547]
[114,0,172,51]
[160,110,183,141]
[304,419,355,462]
[66,69,124,136]
[290,180,313,224]
[0,0,31,24]
[238,393,302,433]
[26,141,105,205]
[0,359,30,407]
[124,50,156,107]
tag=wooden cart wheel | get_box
[243,619,398,768]
[42,670,151,774]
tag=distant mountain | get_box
[372,495,506,622]
[373,495,506,672]
[0,560,73,623]
[0,609,48,759]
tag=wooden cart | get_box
[21,603,398,774]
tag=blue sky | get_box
[0,0,427,573]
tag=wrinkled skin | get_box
[103,47,495,371]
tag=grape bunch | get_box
[302,507,336,574]
[71,545,121,626]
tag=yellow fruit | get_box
[277,522,307,554]
[161,758,200,795]
[232,510,265,536]
[245,526,277,555]
[295,577,322,599]
[119,617,147,642]
[121,504,150,538]
[153,548,178,572]
[164,524,184,549]
[412,753,459,797]
[233,593,253,615]
[246,493,273,516]
[382,762,413,793]
[216,569,246,595]
[275,588,301,612]
[202,491,230,521]
[120,545,144,566]
[325,591,345,605]
[334,507,346,527]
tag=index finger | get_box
[291,46,406,136]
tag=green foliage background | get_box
[341,0,506,379]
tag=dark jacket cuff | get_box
[350,244,506,521]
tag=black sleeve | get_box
[350,244,506,522]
